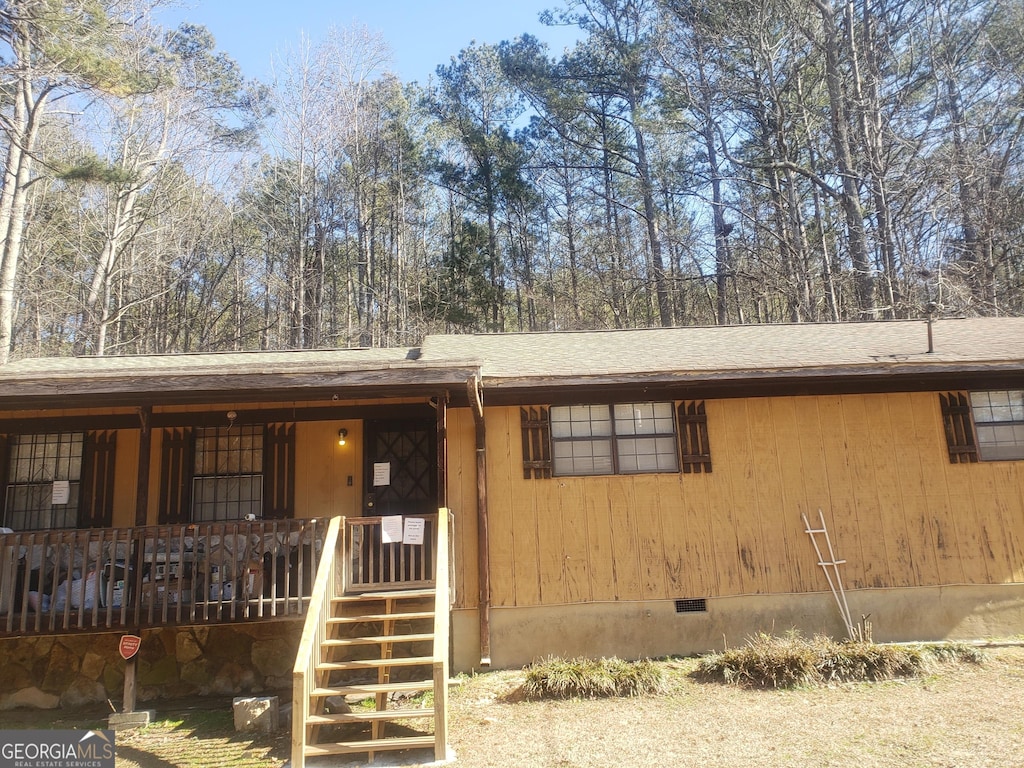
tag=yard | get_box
[2,644,1022,768]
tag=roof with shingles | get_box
[0,318,1021,406]
[0,347,418,379]
[0,346,474,408]
[418,318,1024,383]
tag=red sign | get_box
[119,634,142,660]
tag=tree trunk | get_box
[814,0,875,317]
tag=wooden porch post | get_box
[436,392,448,510]
[134,406,152,526]
[467,375,490,666]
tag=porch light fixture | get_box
[337,428,348,446]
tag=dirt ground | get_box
[2,645,1023,768]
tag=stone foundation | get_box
[0,622,302,710]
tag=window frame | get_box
[2,432,84,531]
[968,389,1024,462]
[190,424,266,523]
[549,401,680,477]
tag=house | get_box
[423,318,1024,669]
[1,318,1023,714]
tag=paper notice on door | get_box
[52,480,71,505]
[373,462,391,486]
[381,515,403,543]
[403,517,425,545]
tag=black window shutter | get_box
[79,430,117,528]
[264,423,296,519]
[158,427,194,524]
[520,406,552,479]
[677,401,713,473]
[939,392,978,464]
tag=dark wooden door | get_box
[362,419,437,517]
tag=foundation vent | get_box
[674,598,707,613]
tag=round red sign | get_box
[119,634,142,660]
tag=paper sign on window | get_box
[381,515,403,543]
[52,480,71,505]
[373,462,391,486]
[403,517,425,545]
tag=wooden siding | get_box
[447,392,1024,611]
[294,421,363,519]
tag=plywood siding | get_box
[449,392,1024,610]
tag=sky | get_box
[163,0,581,85]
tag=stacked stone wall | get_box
[0,622,301,710]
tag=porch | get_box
[0,514,442,637]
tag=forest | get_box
[1,0,1022,363]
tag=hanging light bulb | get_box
[337,428,348,446]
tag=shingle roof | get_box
[1,319,1021,407]
[0,347,474,407]
[419,318,1024,384]
[0,347,416,379]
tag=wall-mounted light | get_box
[337,428,348,446]
[226,410,237,429]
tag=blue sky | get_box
[164,0,580,84]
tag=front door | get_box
[362,419,437,517]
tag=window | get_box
[191,425,264,522]
[969,390,1024,461]
[550,402,678,476]
[3,433,83,530]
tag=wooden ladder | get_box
[302,588,442,762]
[803,509,859,641]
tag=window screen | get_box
[970,390,1024,461]
[551,402,678,476]
[3,433,83,530]
[192,425,264,522]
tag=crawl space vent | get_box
[674,598,707,613]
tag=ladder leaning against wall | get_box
[803,509,864,641]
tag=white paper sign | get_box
[51,480,71,505]
[373,462,391,486]
[403,517,425,545]
[381,515,403,544]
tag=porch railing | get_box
[291,516,342,768]
[291,511,450,767]
[344,514,438,592]
[0,518,326,636]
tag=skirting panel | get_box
[451,584,1024,671]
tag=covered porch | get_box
[0,348,475,641]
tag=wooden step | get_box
[306,708,434,725]
[312,680,433,697]
[323,632,434,647]
[335,588,436,601]
[304,735,435,757]
[318,656,434,671]
[328,611,434,623]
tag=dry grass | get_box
[695,632,985,688]
[3,645,1023,767]
[521,656,665,699]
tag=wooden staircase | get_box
[292,515,451,766]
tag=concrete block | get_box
[233,695,279,733]
[109,710,155,729]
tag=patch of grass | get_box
[696,632,985,689]
[521,656,665,699]
[923,642,985,664]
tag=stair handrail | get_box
[291,514,343,768]
[431,507,451,762]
